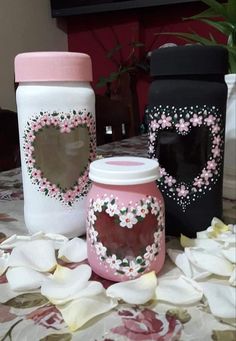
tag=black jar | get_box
[148,45,228,237]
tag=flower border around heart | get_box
[87,195,164,278]
[23,109,96,206]
[148,105,224,211]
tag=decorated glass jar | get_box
[148,45,228,237]
[15,52,96,237]
[86,156,165,282]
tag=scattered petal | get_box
[0,250,9,276]
[106,271,157,304]
[229,267,236,287]
[156,275,203,305]
[221,245,236,263]
[0,232,68,250]
[199,282,236,319]
[185,247,234,277]
[58,237,87,263]
[41,264,92,303]
[180,234,219,251]
[58,294,117,331]
[6,267,50,291]
[8,240,57,272]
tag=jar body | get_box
[16,81,96,237]
[148,77,227,237]
[86,181,165,282]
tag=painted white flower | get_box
[95,242,107,256]
[154,230,162,243]
[88,210,97,225]
[106,255,122,269]
[157,211,165,228]
[123,260,140,278]
[93,199,104,212]
[105,203,119,217]
[144,244,158,260]
[89,227,98,242]
[136,204,149,218]
[119,212,138,229]
[151,202,159,215]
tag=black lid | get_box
[150,45,228,77]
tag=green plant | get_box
[160,0,236,73]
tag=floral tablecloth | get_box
[0,135,235,341]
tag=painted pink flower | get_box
[160,167,167,177]
[39,177,50,191]
[212,146,220,157]
[112,308,183,341]
[207,160,217,170]
[27,157,35,166]
[190,114,202,127]
[26,305,64,330]
[40,116,51,126]
[158,114,172,128]
[27,132,35,142]
[201,169,213,181]
[213,135,221,145]
[31,122,42,132]
[212,124,220,134]
[193,177,204,188]
[60,120,72,133]
[63,190,75,203]
[164,175,176,187]
[51,117,59,126]
[49,184,60,196]
[24,143,34,154]
[149,132,156,143]
[176,185,189,197]
[176,118,190,133]
[72,116,80,127]
[149,145,154,154]
[204,115,215,126]
[32,168,42,179]
[150,119,159,131]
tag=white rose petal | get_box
[58,237,87,263]
[106,271,157,304]
[199,282,236,319]
[180,234,220,251]
[58,294,117,331]
[8,240,57,272]
[41,264,92,303]
[221,245,236,264]
[6,267,50,291]
[185,247,234,277]
[229,267,236,287]
[156,275,203,305]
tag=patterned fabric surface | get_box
[0,135,235,341]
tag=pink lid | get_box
[15,52,93,82]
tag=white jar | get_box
[15,52,96,237]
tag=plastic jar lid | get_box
[89,156,160,185]
[15,52,92,82]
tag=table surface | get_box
[0,134,235,341]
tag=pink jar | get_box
[86,156,165,282]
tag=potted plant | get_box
[163,0,236,199]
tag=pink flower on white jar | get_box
[72,116,80,127]
[190,114,202,126]
[158,114,172,128]
[164,175,176,186]
[51,117,59,126]
[105,203,119,217]
[49,184,60,196]
[193,177,204,188]
[32,168,42,179]
[207,160,217,170]
[204,115,215,126]
[176,185,189,197]
[31,122,42,132]
[213,135,221,145]
[119,212,138,229]
[40,115,51,126]
[106,254,122,269]
[25,143,34,154]
[93,199,104,212]
[27,157,35,166]
[95,242,107,256]
[60,120,72,133]
[136,204,149,218]
[176,119,190,133]
[27,132,35,142]
[212,146,220,157]
[123,260,140,277]
[63,190,75,203]
[39,178,50,191]
[150,120,159,131]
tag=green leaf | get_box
[52,112,59,116]
[40,333,72,341]
[227,0,236,23]
[201,0,229,21]
[183,7,221,20]
[116,270,125,274]
[200,19,233,36]
[4,293,48,309]
[137,267,146,273]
